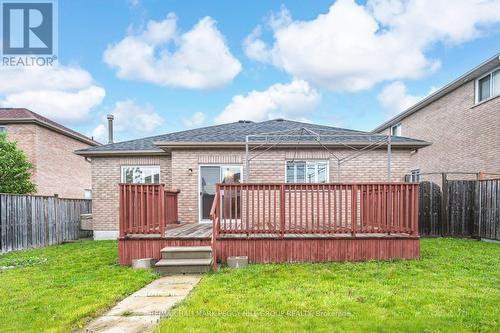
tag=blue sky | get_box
[2,0,500,143]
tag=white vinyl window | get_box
[286,160,329,183]
[476,68,500,103]
[121,166,160,184]
[410,169,420,182]
[391,123,402,136]
[0,126,7,134]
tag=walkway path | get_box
[84,275,201,333]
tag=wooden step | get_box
[155,257,213,275]
[161,246,212,260]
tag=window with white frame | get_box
[286,160,328,183]
[409,169,420,182]
[476,68,500,103]
[0,126,7,134]
[121,166,160,184]
[391,123,402,136]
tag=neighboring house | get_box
[0,108,99,199]
[373,53,500,183]
[76,118,429,240]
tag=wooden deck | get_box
[166,223,212,238]
[127,223,416,239]
[118,183,420,266]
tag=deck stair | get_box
[155,246,213,275]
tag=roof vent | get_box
[275,118,284,122]
[238,120,253,123]
[107,114,114,144]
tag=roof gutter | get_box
[74,149,168,157]
[0,118,100,146]
[372,52,500,133]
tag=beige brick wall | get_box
[91,148,411,235]
[3,123,38,181]
[91,155,172,233]
[171,150,244,226]
[379,80,500,183]
[4,123,93,198]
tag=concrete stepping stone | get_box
[83,274,201,333]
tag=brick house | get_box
[76,119,429,240]
[0,108,99,199]
[373,53,500,183]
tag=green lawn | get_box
[157,239,500,333]
[0,240,157,333]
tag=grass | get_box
[0,240,157,333]
[157,239,500,333]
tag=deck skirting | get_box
[216,237,419,263]
[118,236,419,265]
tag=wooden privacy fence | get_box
[0,194,91,253]
[419,179,500,240]
[211,183,419,237]
[119,184,179,237]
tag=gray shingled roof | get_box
[76,119,428,154]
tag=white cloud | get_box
[244,0,500,91]
[2,87,105,123]
[91,99,164,143]
[0,65,105,123]
[104,14,242,90]
[91,124,107,143]
[378,81,442,116]
[377,81,423,116]
[182,112,206,128]
[215,79,321,124]
[243,26,272,63]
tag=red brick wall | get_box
[4,123,93,198]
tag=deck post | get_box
[280,184,285,237]
[387,132,392,181]
[119,184,124,238]
[351,184,357,236]
[159,184,165,237]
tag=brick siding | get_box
[379,80,500,185]
[91,155,172,232]
[4,123,93,198]
[92,148,411,235]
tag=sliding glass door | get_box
[199,165,242,223]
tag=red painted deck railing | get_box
[210,183,419,237]
[119,184,179,237]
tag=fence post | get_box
[476,179,482,239]
[441,173,449,237]
[280,184,285,237]
[412,184,419,235]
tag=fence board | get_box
[418,182,442,236]
[419,179,500,240]
[0,194,91,254]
